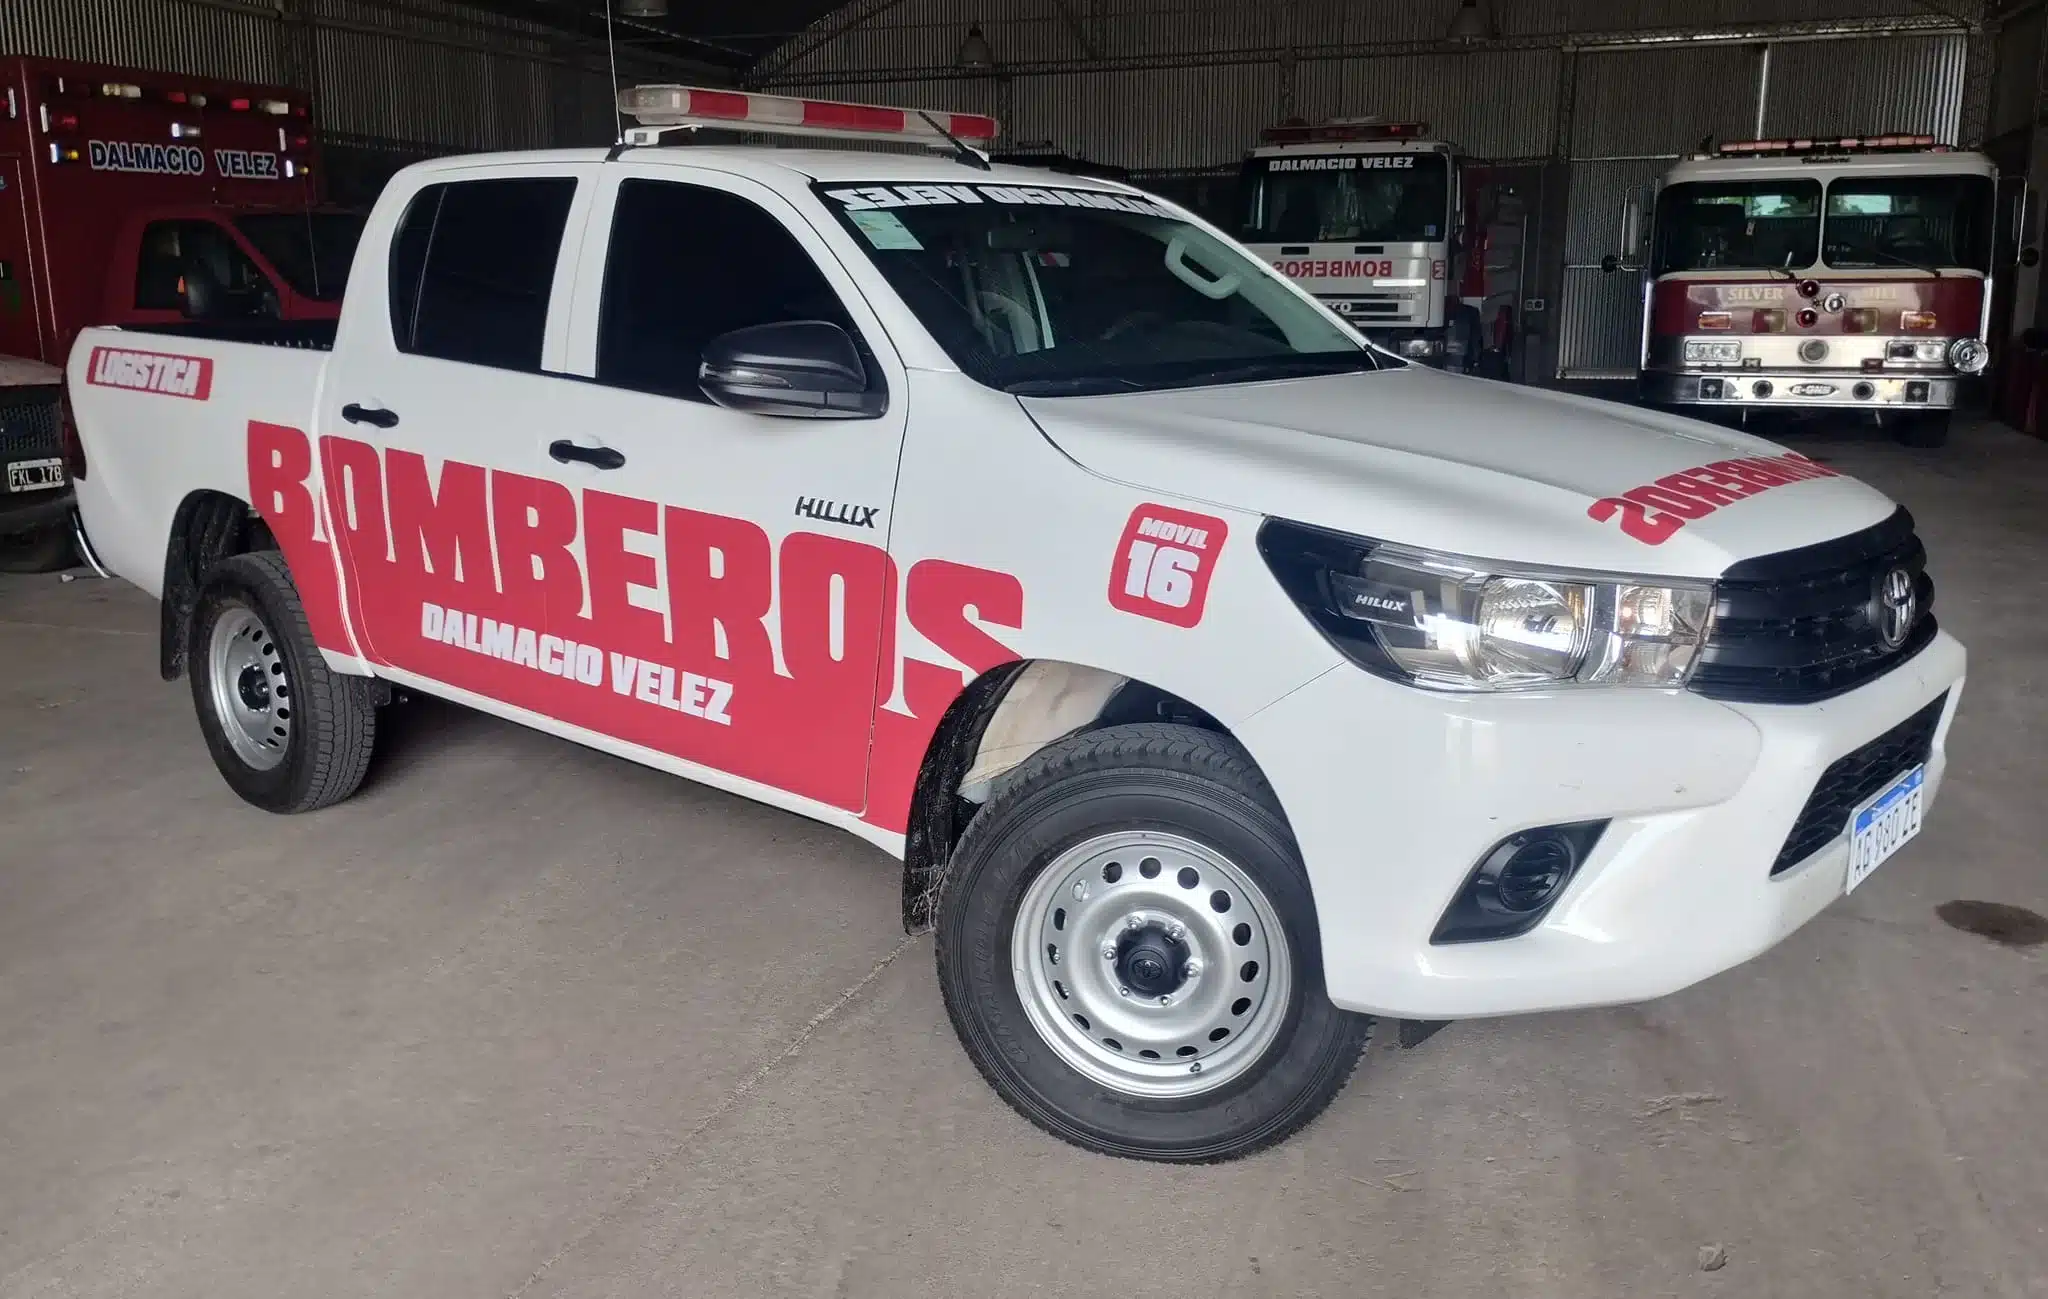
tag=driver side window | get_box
[134,220,277,319]
[595,179,874,403]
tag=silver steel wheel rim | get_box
[207,606,291,771]
[1011,831,1292,1099]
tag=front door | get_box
[541,167,911,816]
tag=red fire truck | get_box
[2,56,362,567]
[1626,134,1999,448]
[1237,118,1485,370]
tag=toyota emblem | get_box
[1877,567,1917,649]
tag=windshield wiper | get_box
[1837,241,1943,277]
[1003,375,1148,396]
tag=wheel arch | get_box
[159,489,274,681]
[899,657,1274,931]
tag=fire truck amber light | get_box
[1256,524,1715,692]
[1697,311,1733,330]
[1901,311,1938,331]
[1684,339,1741,364]
[1751,309,1785,332]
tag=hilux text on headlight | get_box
[1683,339,1743,365]
[1258,520,1716,691]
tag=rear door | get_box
[544,165,911,815]
[316,162,599,717]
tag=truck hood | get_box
[1019,366,1898,578]
[0,355,63,389]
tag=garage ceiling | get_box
[448,0,845,71]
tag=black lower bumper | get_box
[0,486,76,532]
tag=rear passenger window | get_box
[596,179,871,402]
[387,177,576,372]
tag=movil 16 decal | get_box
[248,423,1024,832]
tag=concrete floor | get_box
[3,418,2046,1299]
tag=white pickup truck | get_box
[67,87,1965,1163]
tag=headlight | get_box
[1887,339,1948,365]
[1683,339,1743,365]
[1259,521,1716,691]
[1400,337,1444,358]
[1948,337,1989,374]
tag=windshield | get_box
[1653,180,1821,274]
[1822,175,1993,272]
[815,181,1382,396]
[234,212,367,302]
[1238,152,1449,244]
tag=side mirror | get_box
[698,320,886,420]
[1599,254,1620,275]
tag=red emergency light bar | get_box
[1709,133,1945,158]
[618,85,998,150]
[1260,117,1429,145]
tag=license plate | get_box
[6,458,64,493]
[1845,764,1925,892]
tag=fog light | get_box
[1431,822,1608,944]
[1852,381,1875,400]
[1753,379,1774,399]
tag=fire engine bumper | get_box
[1236,632,1966,1020]
[1643,369,1958,411]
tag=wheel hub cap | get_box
[207,605,292,772]
[1011,831,1292,1099]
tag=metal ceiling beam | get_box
[758,9,1974,86]
[748,0,919,82]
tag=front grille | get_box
[0,389,63,461]
[1771,692,1947,875]
[1690,507,1935,705]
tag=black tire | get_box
[935,722,1373,1163]
[1892,410,1951,448]
[0,520,76,574]
[188,550,378,813]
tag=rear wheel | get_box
[190,550,378,813]
[1891,410,1951,448]
[936,723,1372,1163]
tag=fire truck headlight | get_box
[1948,338,1989,374]
[1683,339,1743,365]
[1887,340,1948,365]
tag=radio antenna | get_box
[605,0,623,142]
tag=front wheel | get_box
[936,723,1372,1162]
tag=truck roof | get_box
[402,146,1149,192]
[1664,150,1994,184]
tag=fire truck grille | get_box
[1690,507,1936,705]
[0,391,63,461]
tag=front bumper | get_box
[1644,368,1958,410]
[1237,631,1966,1019]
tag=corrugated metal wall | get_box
[1,0,681,156]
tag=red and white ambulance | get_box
[1237,117,1481,369]
[1,56,361,565]
[65,86,1965,1162]
[1632,134,1997,447]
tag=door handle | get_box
[342,403,399,429]
[549,439,625,470]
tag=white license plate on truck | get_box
[1845,765,1925,892]
[6,458,64,492]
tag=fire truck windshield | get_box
[1653,180,1820,275]
[1822,175,1993,273]
[1238,153,1449,244]
[234,212,367,303]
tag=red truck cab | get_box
[1630,135,1998,448]
[0,56,361,555]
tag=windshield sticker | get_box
[848,209,924,250]
[824,183,1170,217]
[1587,452,1841,545]
[1109,503,1228,629]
